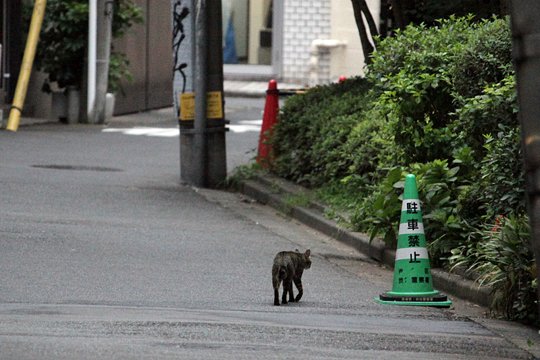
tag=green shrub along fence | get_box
[269,16,536,324]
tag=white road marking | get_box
[102,127,179,137]
[102,120,262,137]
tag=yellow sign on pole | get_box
[179,93,195,121]
[179,91,223,121]
[206,91,223,119]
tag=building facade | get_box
[224,0,380,85]
[8,0,378,118]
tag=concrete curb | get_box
[224,90,265,98]
[1,116,56,129]
[239,173,492,308]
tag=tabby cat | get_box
[272,249,311,306]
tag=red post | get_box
[257,79,279,167]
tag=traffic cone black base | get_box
[377,292,451,307]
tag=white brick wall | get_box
[282,0,332,85]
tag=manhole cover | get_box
[32,165,123,172]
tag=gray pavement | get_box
[0,100,539,359]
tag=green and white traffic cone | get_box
[376,174,452,307]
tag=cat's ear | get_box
[305,249,311,257]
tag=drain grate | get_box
[32,165,123,172]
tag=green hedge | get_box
[270,16,535,323]
[272,77,371,187]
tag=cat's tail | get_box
[278,266,287,280]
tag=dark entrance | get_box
[0,0,22,105]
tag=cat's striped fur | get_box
[272,249,311,306]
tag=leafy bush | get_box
[464,125,525,221]
[35,1,89,90]
[352,161,470,263]
[343,105,399,183]
[368,17,514,165]
[271,77,371,187]
[452,75,518,160]
[451,215,537,323]
[450,17,513,99]
[29,0,143,92]
[411,161,466,264]
[352,167,404,248]
[368,17,472,83]
[268,16,533,321]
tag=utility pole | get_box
[193,0,209,187]
[204,0,227,188]
[88,0,97,123]
[173,0,226,188]
[510,1,540,319]
[94,0,114,123]
[87,0,113,124]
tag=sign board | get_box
[179,91,224,121]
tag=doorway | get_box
[0,0,5,103]
[0,0,22,104]
[222,0,273,66]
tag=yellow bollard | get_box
[6,0,47,132]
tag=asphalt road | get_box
[0,99,538,359]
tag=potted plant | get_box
[28,0,142,122]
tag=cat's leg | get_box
[294,277,303,302]
[273,274,281,306]
[282,278,292,304]
[287,279,295,302]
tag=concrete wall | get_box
[20,0,379,119]
[279,0,379,85]
[22,0,173,118]
[330,0,380,79]
[282,0,331,85]
[23,71,52,119]
[114,0,173,114]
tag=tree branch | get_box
[351,0,375,64]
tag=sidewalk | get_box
[5,79,302,129]
[3,114,55,128]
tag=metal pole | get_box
[94,0,114,124]
[510,1,540,319]
[175,0,225,188]
[205,0,226,187]
[88,0,97,122]
[6,0,47,131]
[193,0,208,187]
